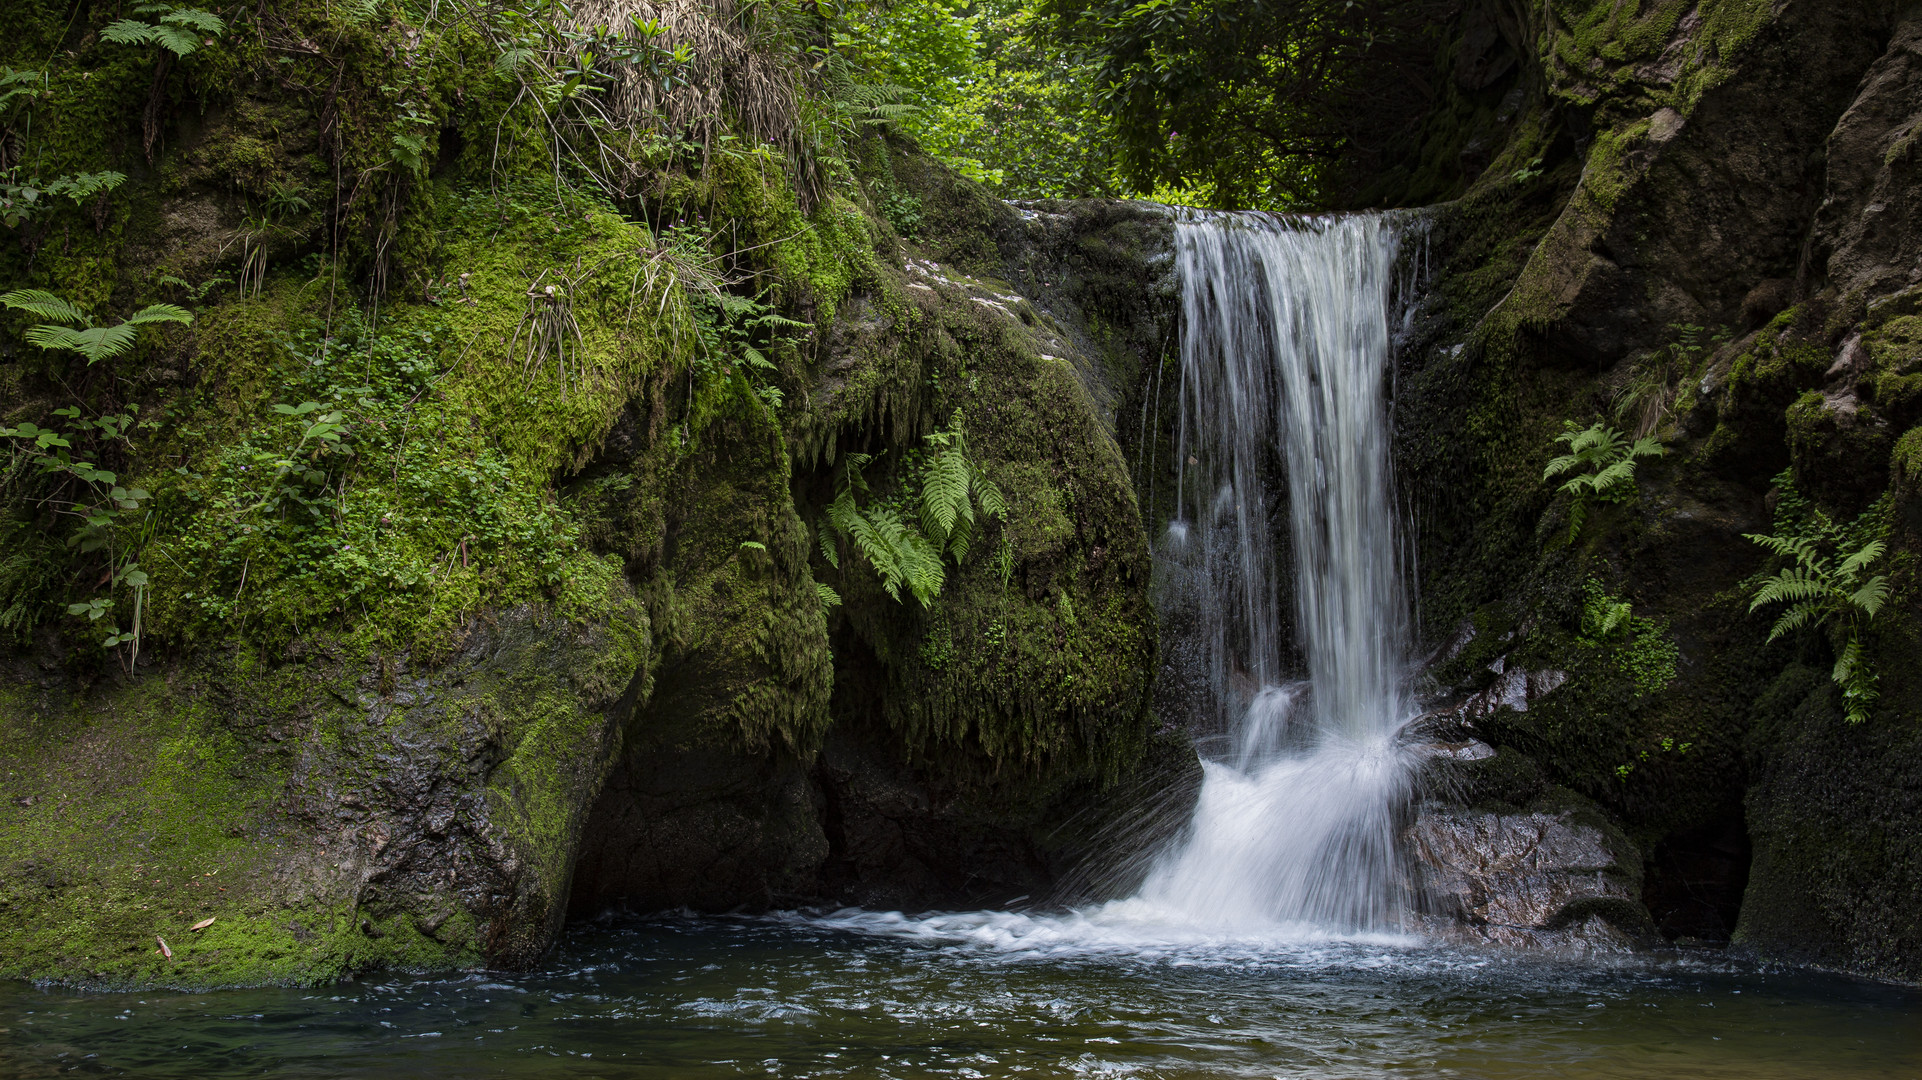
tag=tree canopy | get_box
[838,0,1457,208]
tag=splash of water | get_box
[1141,210,1415,933]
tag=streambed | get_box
[4,912,1916,1078]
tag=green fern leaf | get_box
[1,290,88,325]
[920,449,973,541]
[1543,452,1582,480]
[1850,575,1889,618]
[1837,539,1885,579]
[100,20,161,46]
[162,8,226,34]
[818,523,839,570]
[1766,601,1820,642]
[975,476,1007,521]
[125,303,193,327]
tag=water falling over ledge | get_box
[795,209,1426,951]
[1141,210,1418,934]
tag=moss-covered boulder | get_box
[0,601,647,988]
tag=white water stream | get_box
[1139,210,1415,933]
[809,210,1419,951]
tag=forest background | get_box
[842,0,1446,210]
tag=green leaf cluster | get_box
[2,289,192,365]
[1743,471,1893,724]
[820,411,1007,608]
[100,4,228,58]
[1542,420,1664,543]
[1576,578,1677,697]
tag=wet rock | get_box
[1407,802,1653,953]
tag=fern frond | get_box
[1744,532,1826,571]
[818,522,839,570]
[1849,575,1889,618]
[162,8,226,33]
[1837,539,1885,579]
[100,20,161,46]
[150,24,201,55]
[1,290,88,325]
[1765,601,1822,642]
[945,513,975,564]
[26,323,138,363]
[839,452,873,497]
[1627,435,1666,460]
[1543,452,1582,480]
[920,449,973,541]
[815,582,840,608]
[895,529,945,607]
[1750,568,1830,612]
[495,46,535,75]
[1587,458,1637,495]
[124,303,192,327]
[974,476,1007,521]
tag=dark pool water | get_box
[4,909,1918,1079]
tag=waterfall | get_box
[1141,210,1415,932]
[796,209,1424,952]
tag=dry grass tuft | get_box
[569,0,803,191]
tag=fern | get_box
[1743,470,1893,723]
[818,413,1007,609]
[3,291,191,364]
[102,5,227,58]
[0,289,85,323]
[1577,578,1678,696]
[1543,420,1664,543]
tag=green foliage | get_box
[1743,471,1892,724]
[2,290,192,364]
[101,4,228,58]
[1030,0,1455,207]
[692,289,811,412]
[834,0,1120,197]
[820,411,1006,608]
[143,315,591,653]
[0,285,183,662]
[1577,578,1678,697]
[0,168,125,230]
[1543,420,1664,542]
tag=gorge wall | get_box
[2,0,1920,990]
[1391,0,1922,981]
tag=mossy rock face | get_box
[1739,661,1922,982]
[0,603,648,988]
[1785,389,1894,516]
[1391,2,1922,973]
[0,2,1181,985]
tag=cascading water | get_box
[1140,210,1416,933]
[798,209,1424,951]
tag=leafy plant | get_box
[0,170,126,230]
[0,403,156,666]
[2,290,192,364]
[1576,578,1678,697]
[101,4,228,58]
[1743,472,1892,724]
[819,412,1006,608]
[1543,420,1664,543]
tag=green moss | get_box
[1547,0,1776,114]
[0,601,645,987]
[1892,426,1922,492]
